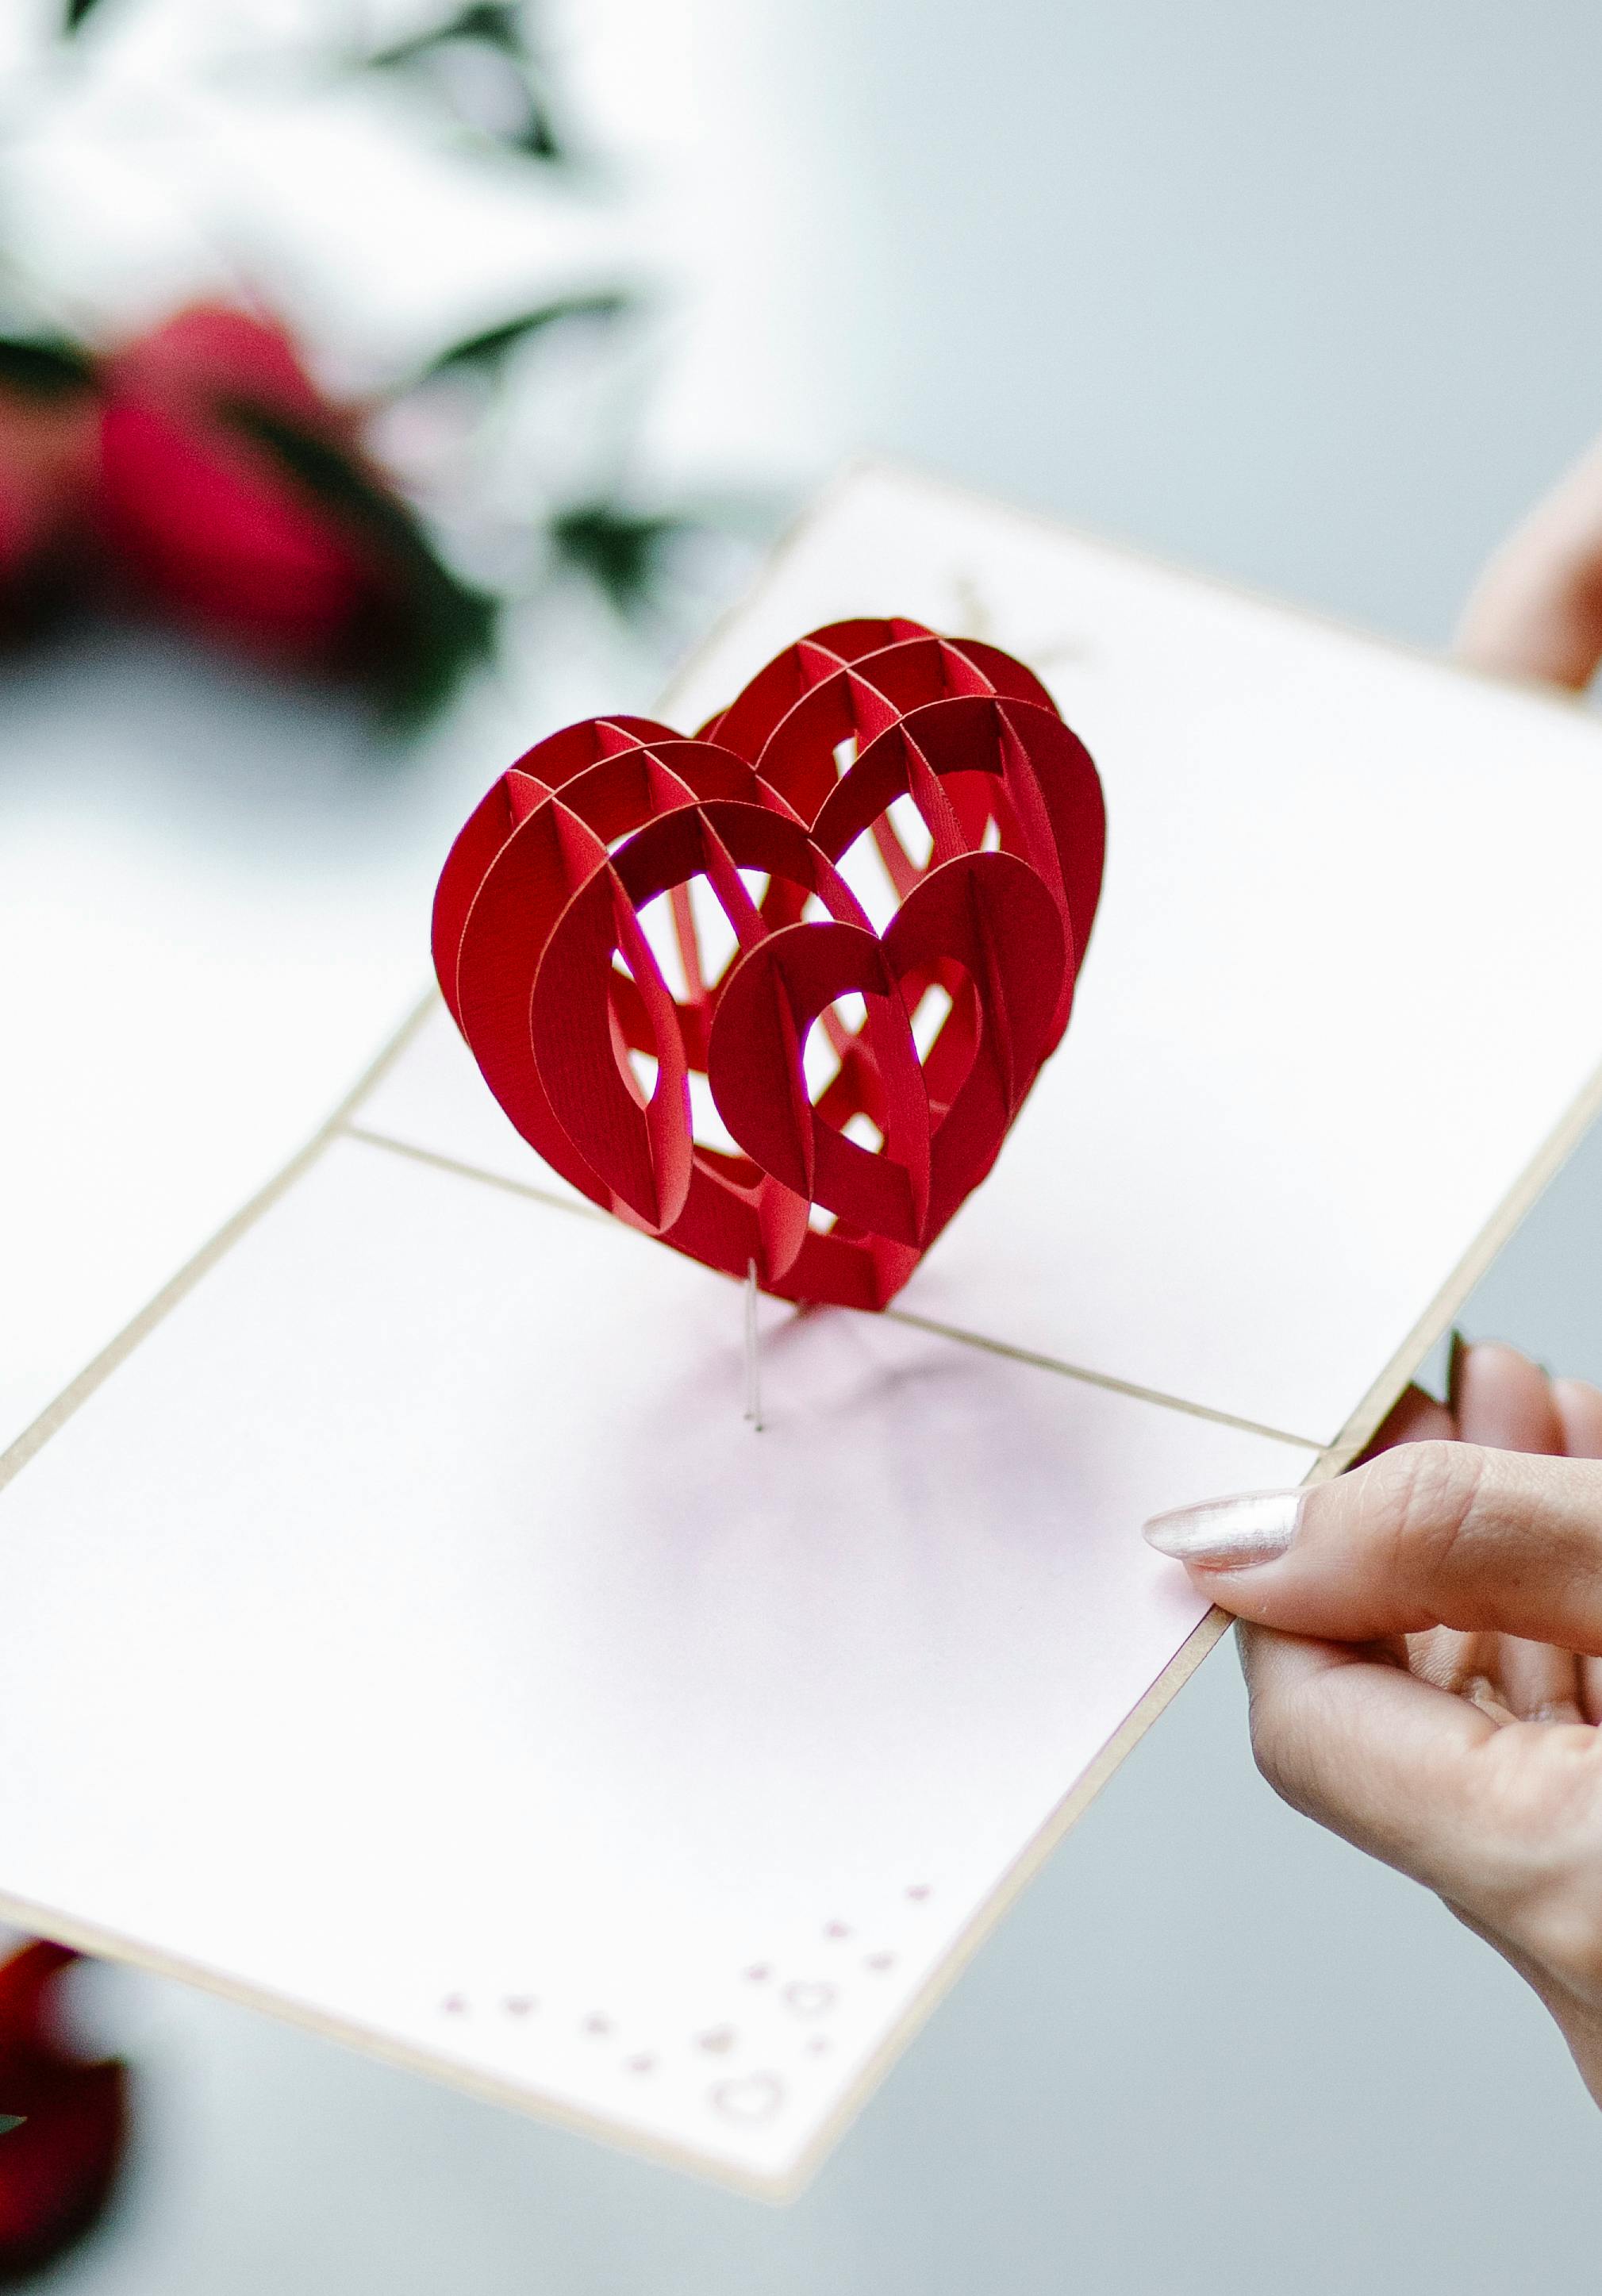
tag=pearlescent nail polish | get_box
[1142,1486,1303,1568]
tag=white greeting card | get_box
[2,463,1601,2193]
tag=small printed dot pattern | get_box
[433,1884,936,2131]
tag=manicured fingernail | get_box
[1142,1487,1304,1567]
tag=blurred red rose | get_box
[96,307,375,667]
[0,344,100,642]
[0,1941,125,2284]
[96,305,492,718]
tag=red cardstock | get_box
[433,620,1105,1309]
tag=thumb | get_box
[1454,431,1602,688]
[1145,1441,1602,1651]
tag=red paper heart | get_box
[433,618,1104,1309]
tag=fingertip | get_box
[1177,1549,1329,1633]
[1554,1377,1602,1460]
[1456,1337,1533,1383]
[1453,1339,1564,1454]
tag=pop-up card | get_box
[4,462,1602,2195]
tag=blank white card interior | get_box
[0,1139,1309,2186]
[2,462,1602,2194]
[670,467,1602,1444]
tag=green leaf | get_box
[362,3,567,163]
[0,2116,25,2136]
[365,3,524,72]
[508,92,563,159]
[418,293,630,380]
[550,503,691,617]
[214,397,498,727]
[449,2,527,54]
[0,335,97,398]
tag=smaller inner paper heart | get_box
[432,619,1105,1310]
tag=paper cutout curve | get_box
[433,619,1105,1308]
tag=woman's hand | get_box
[1145,1343,1602,2105]
[1456,437,1602,687]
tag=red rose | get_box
[95,305,491,717]
[96,306,394,669]
[0,1941,125,2280]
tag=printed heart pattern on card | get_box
[432,618,1104,1309]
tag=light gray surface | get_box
[813,0,1602,649]
[16,0,1602,2282]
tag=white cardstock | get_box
[2,463,1601,2193]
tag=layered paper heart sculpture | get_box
[433,618,1105,1310]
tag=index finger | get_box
[1147,1442,1602,1651]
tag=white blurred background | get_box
[5,1,1602,2286]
